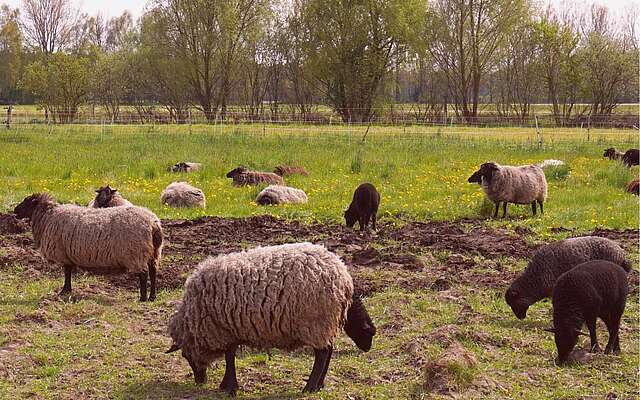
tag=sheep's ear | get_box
[543,327,556,334]
[165,343,181,353]
[110,188,118,194]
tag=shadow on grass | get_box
[115,380,304,400]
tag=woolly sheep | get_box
[226,166,284,186]
[256,185,308,205]
[169,162,202,173]
[160,181,206,208]
[537,159,565,168]
[166,242,376,395]
[14,193,163,301]
[505,236,630,319]
[547,260,628,364]
[622,148,639,167]
[344,183,380,231]
[273,165,309,177]
[603,148,624,161]
[87,186,133,208]
[468,162,547,218]
[626,178,639,195]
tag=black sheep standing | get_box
[622,148,639,167]
[344,183,380,231]
[548,260,629,364]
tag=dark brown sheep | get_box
[344,183,380,231]
[274,165,309,177]
[626,179,639,195]
[622,149,639,167]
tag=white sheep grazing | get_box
[256,185,308,205]
[160,182,206,208]
[166,242,376,395]
[468,162,547,218]
[14,193,163,301]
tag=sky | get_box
[1,0,638,20]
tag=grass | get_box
[0,124,638,399]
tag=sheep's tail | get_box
[152,222,164,263]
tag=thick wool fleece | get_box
[509,236,630,304]
[482,164,547,205]
[274,165,308,177]
[31,200,162,273]
[168,243,353,361]
[256,185,308,205]
[161,181,206,208]
[234,171,284,186]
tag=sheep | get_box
[622,148,639,167]
[603,148,624,161]
[226,166,284,186]
[546,260,628,364]
[87,185,133,208]
[256,185,308,205]
[273,165,309,177]
[626,178,639,195]
[13,193,163,301]
[169,162,202,173]
[344,183,380,231]
[165,242,376,395]
[505,236,631,320]
[537,159,565,168]
[160,181,206,208]
[467,162,547,218]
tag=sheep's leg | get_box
[372,213,377,230]
[531,201,537,216]
[604,311,623,355]
[359,216,367,231]
[138,272,148,302]
[148,262,157,302]
[317,345,333,389]
[59,264,73,295]
[493,202,499,218]
[586,317,600,352]
[538,200,544,214]
[502,202,508,218]
[219,345,238,395]
[303,347,330,393]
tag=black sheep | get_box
[547,260,629,364]
[622,148,639,167]
[344,183,380,231]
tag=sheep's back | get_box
[181,243,353,351]
[37,205,158,273]
[256,185,308,204]
[484,165,547,204]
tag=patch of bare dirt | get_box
[420,341,477,394]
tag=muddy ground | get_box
[0,213,637,296]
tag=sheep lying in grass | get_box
[626,179,639,195]
[169,162,202,173]
[256,185,308,205]
[603,148,624,161]
[468,162,547,218]
[274,165,308,177]
[160,182,206,208]
[166,243,376,395]
[14,193,163,301]
[505,236,630,319]
[87,186,132,208]
[547,260,628,364]
[226,166,284,186]
[622,149,639,167]
[537,159,565,168]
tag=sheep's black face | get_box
[478,162,498,185]
[504,288,529,320]
[554,329,578,365]
[603,148,614,158]
[344,208,357,228]
[94,186,117,207]
[183,350,208,385]
[344,297,376,352]
[226,167,246,178]
[467,170,482,183]
[171,162,187,172]
[14,193,50,219]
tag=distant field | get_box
[0,124,638,399]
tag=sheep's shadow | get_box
[115,380,304,400]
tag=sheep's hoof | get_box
[148,294,156,302]
[219,383,238,397]
[302,383,321,393]
[139,296,148,302]
[58,288,71,296]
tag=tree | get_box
[0,6,22,102]
[21,0,78,53]
[21,52,91,122]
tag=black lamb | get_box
[622,148,639,167]
[548,260,628,364]
[505,236,630,319]
[344,183,380,231]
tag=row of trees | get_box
[0,0,637,124]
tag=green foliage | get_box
[544,164,571,181]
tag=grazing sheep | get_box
[626,178,639,195]
[603,148,624,161]
[169,162,202,173]
[226,166,284,186]
[547,260,628,364]
[505,236,630,320]
[14,193,163,301]
[622,149,639,167]
[256,185,308,205]
[274,165,309,177]
[160,182,206,208]
[344,183,380,231]
[468,162,547,218]
[87,186,133,208]
[537,159,565,168]
[166,243,376,395]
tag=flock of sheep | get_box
[8,147,638,395]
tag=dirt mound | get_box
[421,341,477,394]
[0,214,27,235]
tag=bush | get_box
[543,163,571,181]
